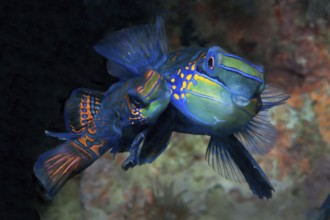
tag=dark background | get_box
[0,0,166,219]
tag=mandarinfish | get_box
[94,17,290,199]
[34,70,171,199]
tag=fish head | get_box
[201,46,265,107]
[178,46,265,131]
[126,70,171,125]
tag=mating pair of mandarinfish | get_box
[34,18,289,200]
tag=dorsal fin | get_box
[64,88,104,134]
[94,17,168,80]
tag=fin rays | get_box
[34,143,91,199]
[234,85,289,155]
[94,17,168,79]
[206,136,274,199]
[206,138,245,182]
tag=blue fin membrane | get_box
[137,108,173,165]
[34,140,96,199]
[121,130,147,170]
[260,84,290,111]
[234,110,278,156]
[234,85,289,155]
[121,108,174,170]
[94,17,168,79]
[319,193,330,220]
[206,136,274,199]
[65,88,104,134]
[35,123,110,199]
[45,130,81,140]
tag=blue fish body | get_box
[94,18,290,199]
[34,70,171,198]
[157,47,262,135]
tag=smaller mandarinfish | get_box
[94,17,290,199]
[34,70,171,198]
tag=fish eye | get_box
[129,95,145,108]
[208,57,214,70]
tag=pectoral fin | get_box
[234,85,290,155]
[137,108,174,165]
[121,130,147,170]
[206,135,274,199]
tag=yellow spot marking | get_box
[177,69,181,75]
[193,74,219,87]
[187,81,194,90]
[185,66,189,70]
[181,94,185,99]
[172,85,177,90]
[191,63,196,71]
[186,74,192,80]
[174,93,180,100]
[131,110,139,116]
[171,78,175,83]
[180,81,187,91]
[182,81,187,89]
[180,73,184,78]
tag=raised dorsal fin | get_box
[94,17,168,80]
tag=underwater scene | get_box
[2,0,330,220]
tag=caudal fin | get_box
[34,141,97,199]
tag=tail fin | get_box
[34,123,110,198]
[34,141,95,199]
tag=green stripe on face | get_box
[222,55,264,82]
[184,73,232,125]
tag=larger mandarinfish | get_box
[94,18,290,199]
